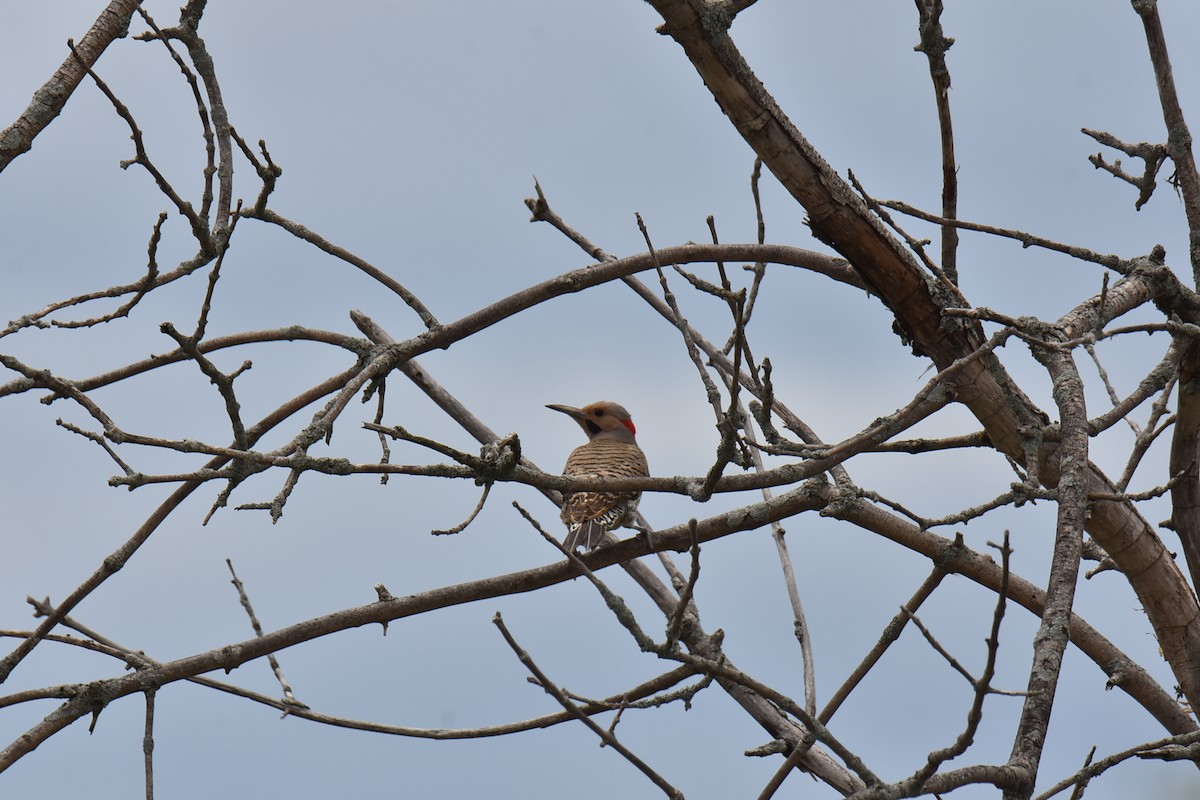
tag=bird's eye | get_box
[594,409,604,416]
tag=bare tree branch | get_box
[0,0,141,173]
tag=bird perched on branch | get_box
[547,401,649,551]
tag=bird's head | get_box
[546,401,638,443]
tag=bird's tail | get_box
[564,520,607,551]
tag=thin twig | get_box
[493,613,684,800]
[664,521,701,649]
[226,560,307,711]
[913,0,960,283]
[904,535,1018,791]
[881,200,1129,274]
[143,689,155,800]
[66,37,212,251]
[820,567,946,724]
[432,484,493,536]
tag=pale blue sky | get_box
[2,2,1199,797]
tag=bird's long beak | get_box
[546,404,585,420]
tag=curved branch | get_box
[0,482,830,773]
[254,243,875,460]
[247,208,442,330]
[0,327,367,402]
[2,475,1188,776]
[0,626,703,742]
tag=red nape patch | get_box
[621,419,637,436]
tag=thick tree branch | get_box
[644,0,1200,715]
[1005,345,1089,798]
[0,0,140,173]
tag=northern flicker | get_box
[547,401,649,551]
